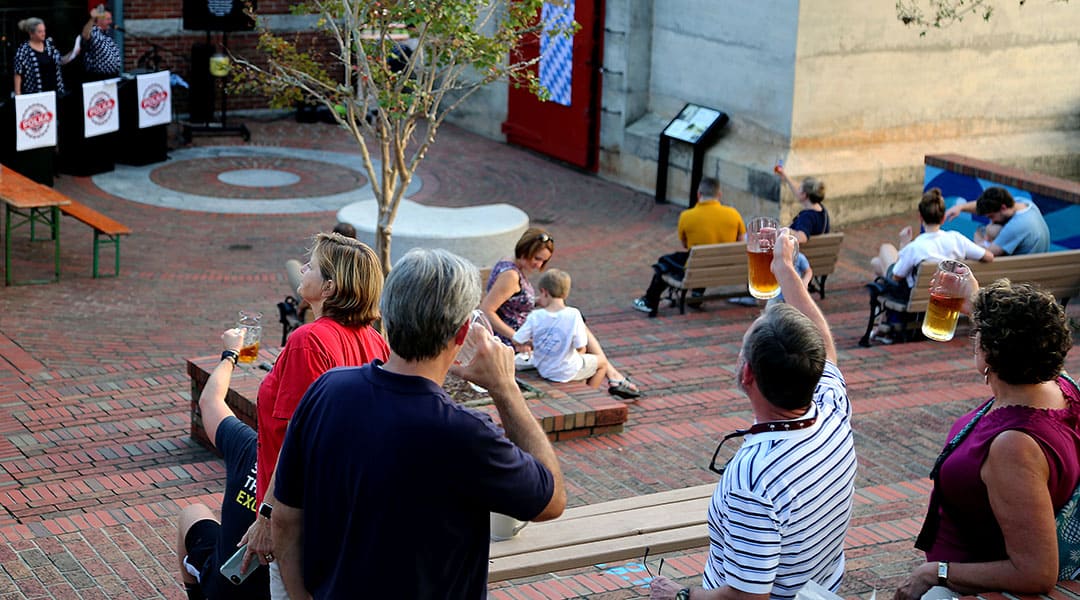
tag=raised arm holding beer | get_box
[651,228,855,600]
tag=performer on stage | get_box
[80,4,121,81]
[13,17,74,95]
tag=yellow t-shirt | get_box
[677,201,746,248]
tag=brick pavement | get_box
[0,114,1077,598]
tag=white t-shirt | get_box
[512,306,588,383]
[892,230,986,288]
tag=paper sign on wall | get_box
[15,91,58,151]
[136,70,172,129]
[83,79,120,138]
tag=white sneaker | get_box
[632,297,653,314]
[514,352,536,370]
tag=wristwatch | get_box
[258,502,273,520]
[937,561,949,586]
[675,588,691,600]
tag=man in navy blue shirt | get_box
[272,249,566,599]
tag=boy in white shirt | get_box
[513,269,641,400]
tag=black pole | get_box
[655,135,671,204]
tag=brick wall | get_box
[121,0,338,113]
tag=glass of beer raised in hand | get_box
[747,217,782,300]
[237,310,263,363]
[922,260,970,342]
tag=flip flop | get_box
[608,379,641,400]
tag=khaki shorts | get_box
[568,353,599,382]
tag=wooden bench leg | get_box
[678,289,688,314]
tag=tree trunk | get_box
[376,208,393,276]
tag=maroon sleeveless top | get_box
[925,376,1080,562]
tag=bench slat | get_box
[550,484,715,521]
[490,496,709,561]
[801,233,845,276]
[488,523,708,583]
[60,201,132,235]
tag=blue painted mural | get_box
[923,165,1080,251]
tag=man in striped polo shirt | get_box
[652,229,857,600]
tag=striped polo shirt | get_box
[704,361,856,599]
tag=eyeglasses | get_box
[708,430,751,475]
[642,546,664,579]
[536,233,553,244]
[708,414,818,475]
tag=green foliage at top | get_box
[896,0,1070,36]
[233,0,576,126]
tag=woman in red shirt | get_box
[241,232,389,593]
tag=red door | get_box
[503,0,604,171]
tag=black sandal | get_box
[608,378,642,400]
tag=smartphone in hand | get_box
[219,543,261,585]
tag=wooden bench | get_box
[59,200,131,278]
[801,233,845,299]
[488,483,713,583]
[662,233,845,314]
[859,249,1080,347]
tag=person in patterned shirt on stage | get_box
[80,4,121,82]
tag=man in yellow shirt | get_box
[633,177,746,317]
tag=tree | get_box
[234,0,575,273]
[896,0,1070,34]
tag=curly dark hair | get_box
[973,279,1071,385]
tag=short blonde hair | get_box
[537,269,571,299]
[310,232,383,327]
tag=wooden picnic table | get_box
[0,164,71,285]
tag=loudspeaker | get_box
[182,0,255,32]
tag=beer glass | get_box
[237,310,263,364]
[747,217,782,300]
[454,310,493,367]
[922,260,970,342]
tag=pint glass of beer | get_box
[747,217,781,300]
[921,260,970,342]
[237,310,263,363]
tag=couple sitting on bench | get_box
[865,188,993,344]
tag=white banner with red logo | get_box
[14,91,57,151]
[136,70,171,129]
[82,79,119,138]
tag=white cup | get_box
[490,512,528,541]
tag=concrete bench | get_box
[60,200,132,278]
[488,484,712,583]
[337,198,529,268]
[662,233,845,314]
[859,249,1080,347]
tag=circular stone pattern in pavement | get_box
[151,156,365,199]
[218,168,302,187]
[93,146,424,214]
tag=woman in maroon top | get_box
[897,279,1078,599]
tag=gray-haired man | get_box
[271,249,566,599]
